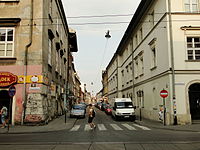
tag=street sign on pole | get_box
[160,89,168,98]
[7,85,16,132]
[8,85,16,97]
[160,89,168,126]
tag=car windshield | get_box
[116,102,133,108]
[73,105,84,110]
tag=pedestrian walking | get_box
[88,104,96,129]
[0,106,8,128]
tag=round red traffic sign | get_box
[160,90,168,98]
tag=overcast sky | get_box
[63,0,141,95]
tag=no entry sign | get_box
[160,89,168,98]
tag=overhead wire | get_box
[94,35,110,88]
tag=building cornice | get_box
[0,18,21,26]
[181,26,200,30]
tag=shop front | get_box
[0,72,18,125]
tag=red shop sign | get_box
[0,72,18,87]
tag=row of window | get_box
[184,0,199,12]
[107,36,200,89]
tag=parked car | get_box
[110,98,136,121]
[70,104,86,118]
[79,102,87,111]
[101,103,107,111]
[96,102,103,110]
[104,104,112,115]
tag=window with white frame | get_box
[134,34,138,47]
[149,11,154,28]
[187,37,200,60]
[126,65,129,73]
[49,0,53,15]
[55,51,59,71]
[184,0,199,12]
[134,57,139,78]
[48,38,52,65]
[121,70,124,77]
[140,56,144,75]
[56,13,59,32]
[139,28,143,43]
[0,28,14,57]
[151,44,157,68]
[130,62,132,70]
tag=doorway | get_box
[0,90,12,123]
[189,83,200,120]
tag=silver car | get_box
[70,104,86,118]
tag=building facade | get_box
[0,0,78,125]
[102,70,108,97]
[104,0,200,125]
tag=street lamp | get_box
[105,30,111,39]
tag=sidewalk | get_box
[135,118,200,132]
[0,113,77,134]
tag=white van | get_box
[111,98,136,121]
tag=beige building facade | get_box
[105,0,200,125]
[0,0,78,124]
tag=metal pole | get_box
[7,97,12,132]
[163,98,166,126]
[168,0,177,125]
[22,0,34,125]
[64,93,67,123]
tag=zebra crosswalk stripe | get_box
[110,124,123,130]
[69,123,151,131]
[98,124,107,131]
[132,123,151,130]
[122,124,136,130]
[84,124,92,131]
[70,125,81,131]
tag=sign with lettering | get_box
[0,72,18,87]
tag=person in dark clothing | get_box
[88,104,96,129]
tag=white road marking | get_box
[122,124,136,130]
[70,125,80,131]
[132,123,151,130]
[110,124,123,130]
[84,124,92,131]
[97,124,107,131]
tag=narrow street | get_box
[0,108,199,150]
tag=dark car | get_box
[96,102,103,110]
[104,104,112,115]
[101,103,107,111]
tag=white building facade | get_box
[105,0,200,125]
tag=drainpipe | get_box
[168,0,177,125]
[116,55,119,97]
[131,38,135,104]
[21,0,34,125]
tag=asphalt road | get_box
[0,108,200,150]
